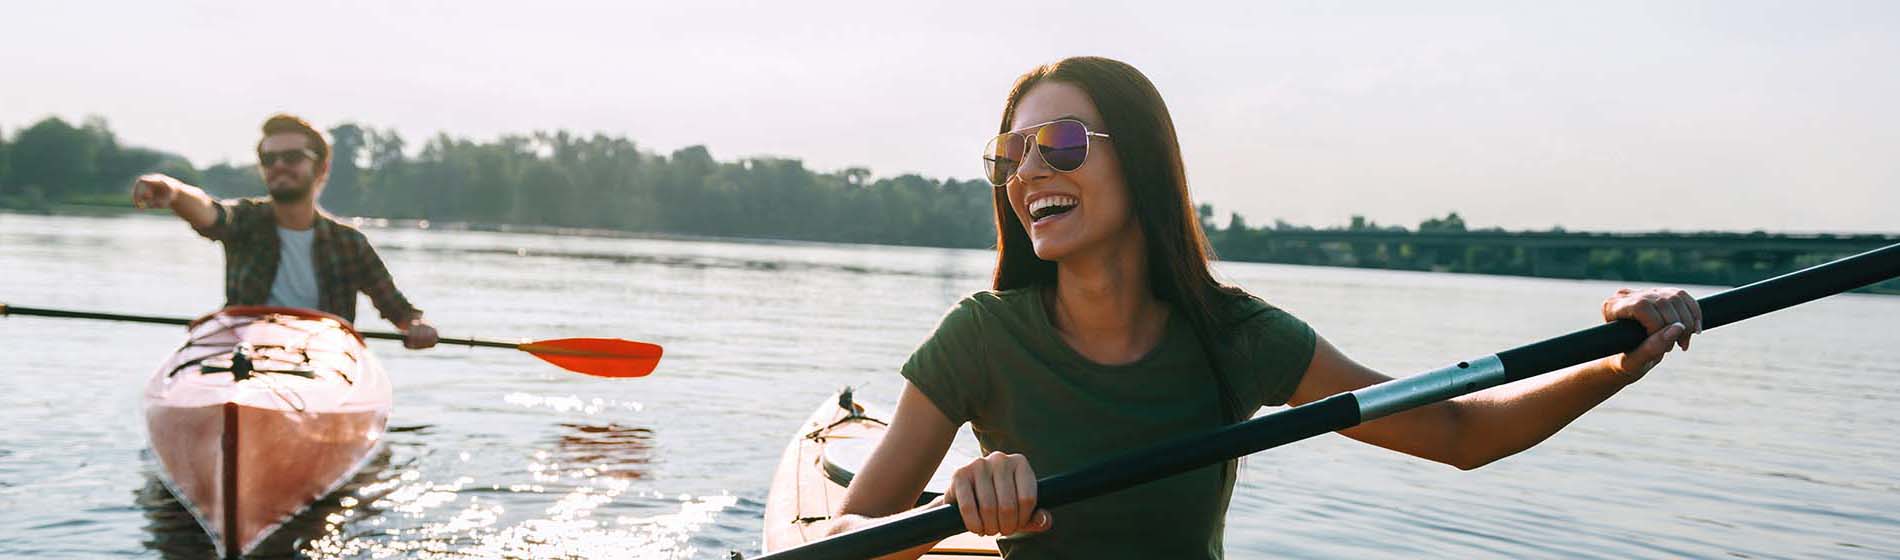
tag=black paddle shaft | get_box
[0,304,515,348]
[754,242,1900,560]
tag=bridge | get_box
[1210,230,1900,292]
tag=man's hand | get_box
[403,319,439,350]
[131,174,183,210]
[132,174,219,230]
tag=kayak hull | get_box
[143,306,392,558]
[762,390,999,558]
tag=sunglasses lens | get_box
[260,150,306,166]
[1037,121,1090,172]
[983,134,1024,186]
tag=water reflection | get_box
[136,450,398,559]
[136,475,214,559]
[547,423,655,481]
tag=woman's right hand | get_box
[939,451,1053,537]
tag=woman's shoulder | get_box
[1210,289,1314,356]
[1210,289,1318,408]
[922,288,1047,345]
[950,288,1041,320]
[903,289,1049,421]
[1213,289,1297,328]
[966,287,1037,305]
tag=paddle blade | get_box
[518,338,664,378]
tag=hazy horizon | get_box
[3,1,1894,234]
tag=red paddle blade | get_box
[518,338,664,378]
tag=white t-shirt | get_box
[266,226,320,310]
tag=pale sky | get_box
[3,1,1895,233]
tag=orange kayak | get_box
[762,389,1000,558]
[143,306,392,558]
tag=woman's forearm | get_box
[1448,357,1631,469]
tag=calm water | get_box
[1,212,1896,559]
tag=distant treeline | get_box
[0,116,200,208]
[2,116,1893,293]
[0,116,993,248]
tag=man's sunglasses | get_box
[982,119,1111,187]
[258,148,317,167]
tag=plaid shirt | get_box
[192,197,422,326]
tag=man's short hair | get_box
[256,113,329,166]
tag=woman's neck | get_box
[1049,234,1169,365]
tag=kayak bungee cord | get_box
[751,242,1900,560]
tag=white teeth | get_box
[1029,194,1079,216]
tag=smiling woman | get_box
[778,56,1712,560]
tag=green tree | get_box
[152,157,202,186]
[1419,211,1467,232]
[7,117,99,198]
[84,116,167,196]
[362,128,411,215]
[0,126,11,190]
[325,123,368,214]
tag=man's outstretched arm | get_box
[131,174,221,235]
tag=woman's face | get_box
[1005,81,1138,263]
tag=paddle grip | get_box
[1497,242,1900,382]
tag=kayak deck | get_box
[762,389,999,558]
[143,306,392,558]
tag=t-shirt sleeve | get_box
[1221,298,1318,409]
[899,296,992,426]
[192,197,264,241]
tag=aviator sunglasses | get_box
[258,148,317,167]
[982,119,1111,187]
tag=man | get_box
[131,113,439,348]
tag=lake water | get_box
[1,212,1896,558]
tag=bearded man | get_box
[131,113,438,348]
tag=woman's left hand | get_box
[1600,287,1702,382]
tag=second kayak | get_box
[762,388,1000,558]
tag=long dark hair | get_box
[990,56,1251,425]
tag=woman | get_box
[825,56,1702,559]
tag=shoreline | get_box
[9,205,1896,295]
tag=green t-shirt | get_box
[902,287,1317,559]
